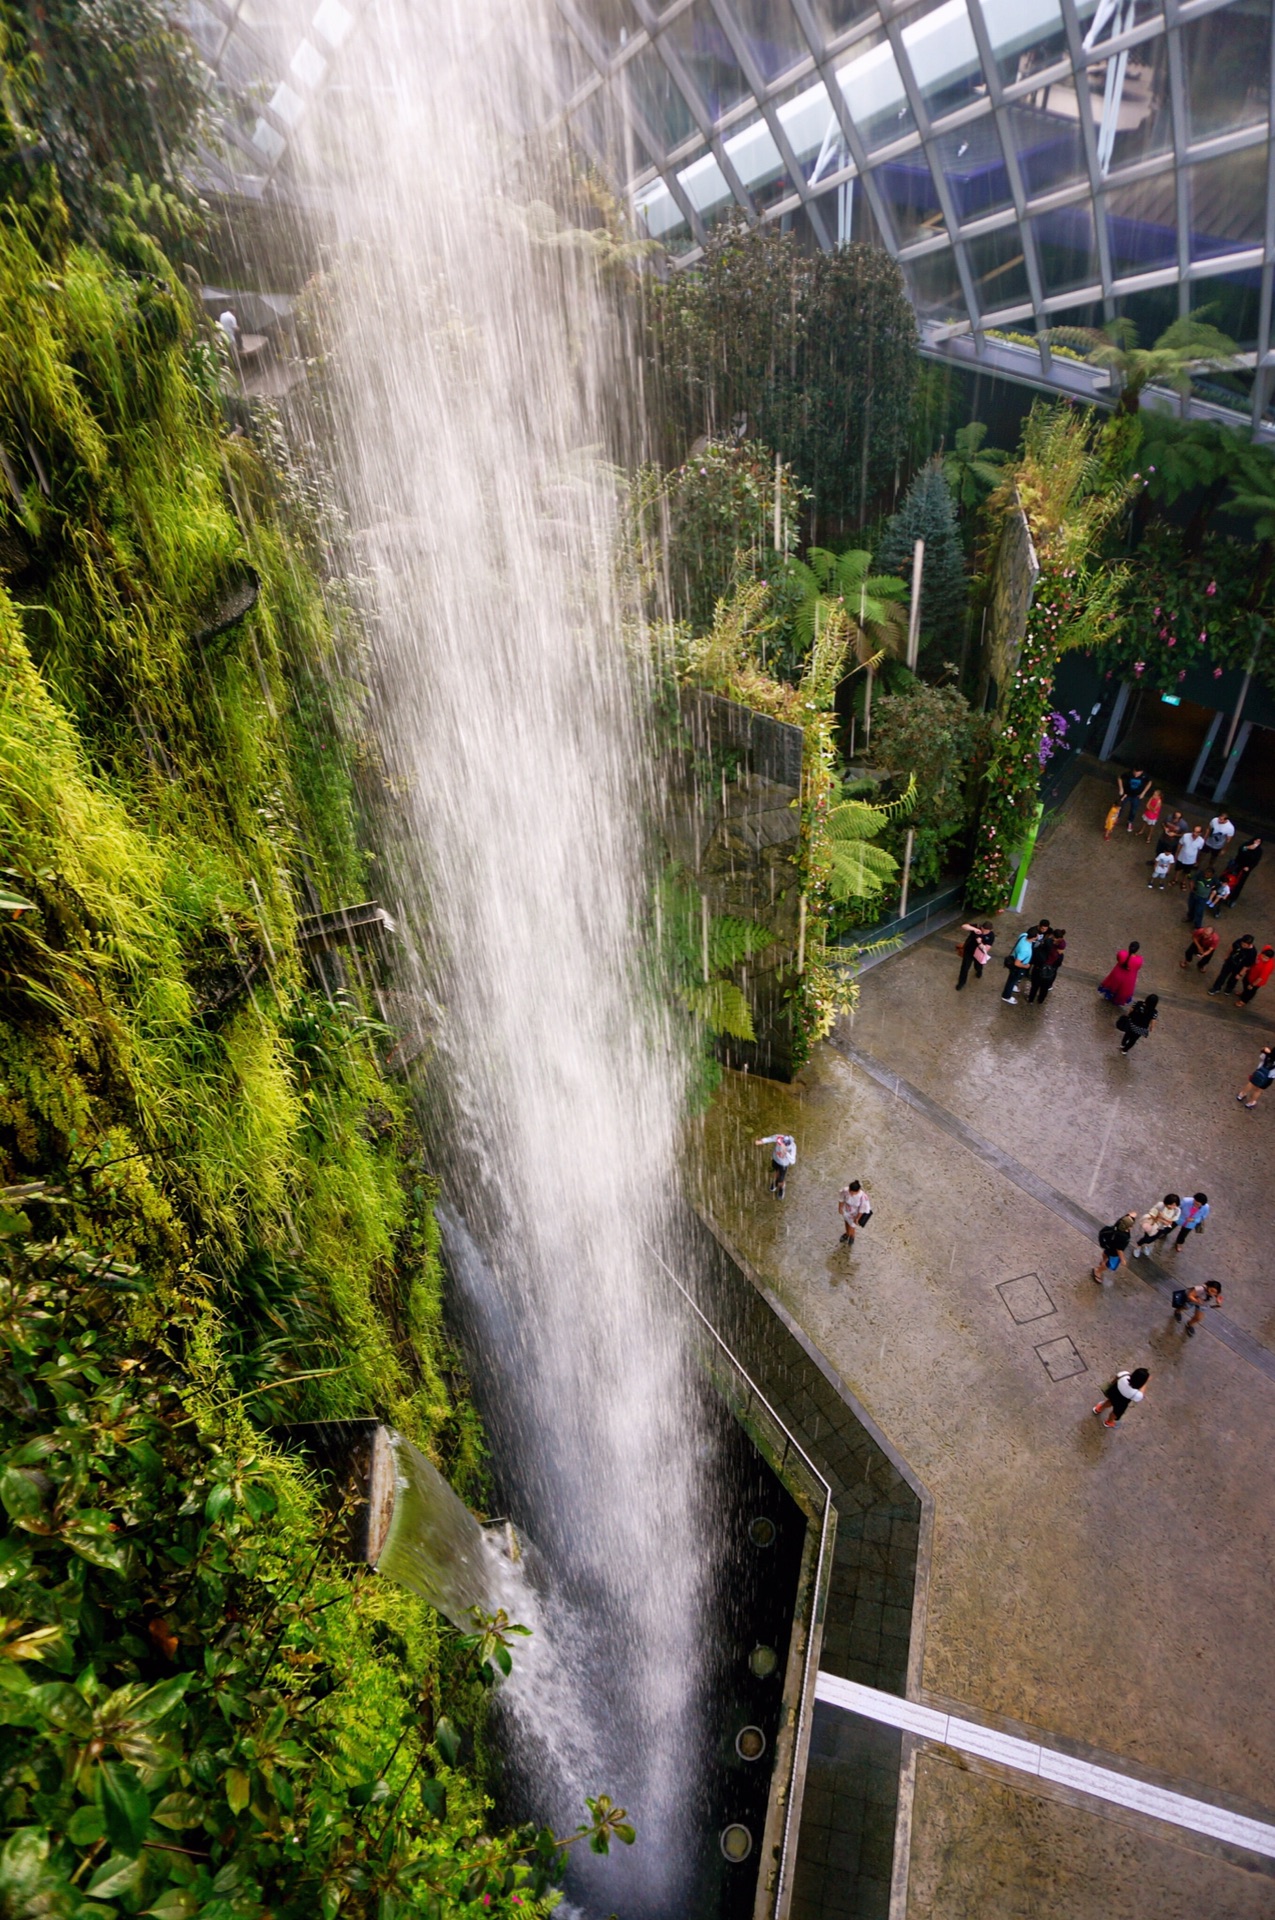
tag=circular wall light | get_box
[720,1823,753,1863]
[748,1516,776,1547]
[748,1644,778,1678]
[735,1725,766,1761]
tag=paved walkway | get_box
[698,771,1275,1916]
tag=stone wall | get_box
[980,501,1039,714]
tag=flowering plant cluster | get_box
[1087,527,1267,694]
[1038,708,1080,766]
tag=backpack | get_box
[1098,1223,1122,1253]
[1172,1288,1190,1312]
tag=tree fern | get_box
[679,977,756,1041]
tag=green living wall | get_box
[0,202,606,1917]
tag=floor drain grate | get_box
[996,1273,1057,1324]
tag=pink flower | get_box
[1198,631,1206,643]
[1214,666,1223,678]
[1153,607,1161,617]
[1133,661,1145,674]
[1167,637,1175,647]
[1178,669,1186,681]
[1206,581,1217,595]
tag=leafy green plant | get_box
[1047,311,1239,414]
[875,460,967,659]
[659,873,773,1044]
[866,684,990,895]
[942,423,1008,512]
[783,547,908,668]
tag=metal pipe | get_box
[907,538,924,670]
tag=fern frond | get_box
[680,979,756,1040]
[707,914,773,972]
[827,841,898,901]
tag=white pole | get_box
[898,827,915,921]
[797,893,807,973]
[907,537,924,670]
[773,449,782,552]
[701,893,710,983]
[864,668,873,747]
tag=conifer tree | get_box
[875,458,967,657]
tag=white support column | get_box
[1099,682,1132,762]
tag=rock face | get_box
[668,690,805,1081]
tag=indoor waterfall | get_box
[283,2,715,1910]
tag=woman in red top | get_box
[1236,945,1275,1007]
[1098,942,1143,1008]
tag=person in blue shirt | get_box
[1171,1192,1209,1250]
[1000,927,1037,1003]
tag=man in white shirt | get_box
[756,1133,795,1199]
[1174,825,1204,886]
[1204,811,1235,873]
[837,1180,872,1246]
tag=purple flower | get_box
[1198,631,1206,643]
[1133,661,1145,674]
[1178,669,1186,681]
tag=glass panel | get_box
[1182,9,1271,147]
[718,105,789,208]
[546,15,596,102]
[1004,98,1087,203]
[1187,269,1262,352]
[897,0,985,123]
[930,114,1014,223]
[665,1,754,122]
[1034,201,1100,298]
[977,0,1068,92]
[873,144,948,242]
[185,2,229,67]
[572,0,643,59]
[728,0,812,85]
[1088,41,1171,177]
[906,244,968,321]
[765,72,845,187]
[834,29,916,150]
[675,145,736,227]
[966,223,1031,309]
[631,172,694,248]
[807,0,882,49]
[570,88,651,175]
[1105,176,1177,278]
[626,43,698,149]
[1189,144,1268,262]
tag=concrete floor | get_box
[698,770,1275,1916]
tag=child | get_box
[1138,788,1163,840]
[1149,848,1174,889]
[1103,801,1120,841]
[1207,875,1232,915]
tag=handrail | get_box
[644,1239,833,1920]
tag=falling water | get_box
[281,2,714,1909]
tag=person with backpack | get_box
[1235,1044,1275,1111]
[837,1180,873,1247]
[1172,1279,1222,1337]
[1208,933,1257,998]
[1171,1192,1210,1249]
[1130,1194,1180,1257]
[1027,928,1066,1004]
[755,1133,796,1198]
[1235,944,1275,1007]
[1093,1367,1150,1428]
[1117,993,1158,1054]
[1092,1211,1136,1284]
[955,921,995,990]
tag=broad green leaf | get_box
[0,1468,44,1524]
[100,1762,151,1856]
[433,1716,460,1768]
[87,1852,142,1900]
[129,1674,193,1725]
[145,1889,199,1918]
[0,1827,49,1897]
[30,1681,93,1737]
[150,1792,204,1831]
[67,1804,106,1846]
[224,1769,250,1815]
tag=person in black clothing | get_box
[1118,993,1158,1053]
[1116,767,1151,831]
[1208,933,1257,997]
[1228,837,1262,900]
[955,921,994,990]
[1027,928,1066,1003]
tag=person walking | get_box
[1235,944,1275,1007]
[837,1179,873,1247]
[1173,822,1205,887]
[1027,928,1066,1004]
[1228,836,1262,900]
[756,1133,796,1198]
[1001,928,1034,1003]
[1235,1043,1275,1110]
[1137,787,1163,841]
[1092,1211,1136,1283]
[1203,811,1235,874]
[1184,868,1212,930]
[1208,933,1256,998]
[1116,767,1152,832]
[1171,1192,1210,1250]
[1098,943,1143,1007]
[1180,923,1218,973]
[1172,1279,1222,1337]
[1117,993,1158,1053]
[1093,1367,1150,1428]
[955,922,995,990]
[1131,1193,1180,1257]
